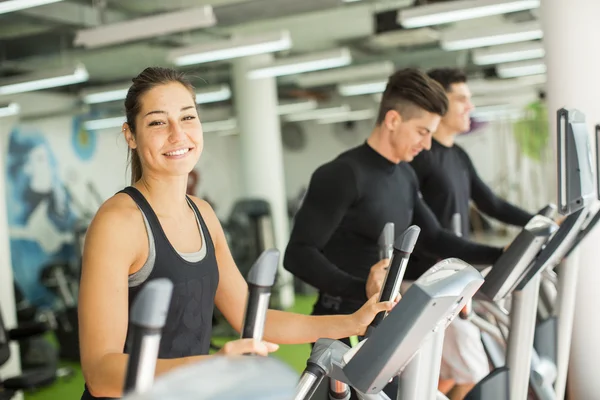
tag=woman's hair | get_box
[124,67,196,184]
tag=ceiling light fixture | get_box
[168,31,292,67]
[0,0,64,15]
[441,21,543,51]
[0,64,89,96]
[248,48,352,80]
[472,41,545,65]
[399,0,540,28]
[74,6,216,49]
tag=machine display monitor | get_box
[558,108,596,215]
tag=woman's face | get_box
[26,145,53,193]
[126,82,204,179]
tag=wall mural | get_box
[6,124,82,307]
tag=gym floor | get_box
[24,294,317,400]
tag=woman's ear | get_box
[122,123,137,150]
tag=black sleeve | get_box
[283,161,366,300]
[413,189,504,266]
[461,148,534,227]
[409,151,432,188]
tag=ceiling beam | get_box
[18,1,128,28]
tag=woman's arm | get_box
[78,195,209,398]
[195,198,392,345]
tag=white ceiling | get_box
[0,0,543,117]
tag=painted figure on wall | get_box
[6,126,78,307]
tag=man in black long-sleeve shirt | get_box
[283,68,504,399]
[408,68,534,400]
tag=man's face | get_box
[440,82,474,134]
[387,109,442,162]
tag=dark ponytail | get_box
[124,66,196,184]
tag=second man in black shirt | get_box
[284,68,505,399]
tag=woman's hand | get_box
[350,294,396,336]
[217,339,279,357]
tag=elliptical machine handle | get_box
[367,225,420,336]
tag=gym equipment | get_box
[461,108,596,400]
[240,249,279,343]
[294,258,484,400]
[307,223,412,400]
[122,249,280,397]
[321,224,419,400]
[39,262,80,361]
[122,279,173,396]
[121,356,299,400]
[224,199,275,278]
[368,224,419,334]
[214,199,282,339]
[0,304,57,399]
[526,113,600,400]
[458,213,558,400]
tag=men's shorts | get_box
[399,280,489,385]
[439,316,490,384]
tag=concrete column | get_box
[540,1,600,398]
[232,54,295,309]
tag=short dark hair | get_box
[376,68,448,124]
[427,68,467,92]
[124,67,196,184]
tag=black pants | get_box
[308,297,399,400]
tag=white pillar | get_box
[232,54,295,309]
[0,117,22,399]
[540,1,600,398]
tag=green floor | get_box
[23,295,317,400]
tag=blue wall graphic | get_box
[6,126,79,307]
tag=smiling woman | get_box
[76,66,393,400]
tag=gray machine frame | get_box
[462,108,596,400]
[527,115,600,400]
[294,259,484,400]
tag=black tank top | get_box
[81,187,219,400]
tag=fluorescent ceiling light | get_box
[81,83,129,104]
[441,21,543,51]
[317,109,376,125]
[277,99,318,115]
[0,0,64,15]
[82,84,231,105]
[284,105,351,122]
[0,103,20,118]
[338,80,387,97]
[399,0,540,28]
[195,85,231,104]
[468,74,546,94]
[74,6,216,49]
[496,59,546,78]
[0,64,89,96]
[472,90,540,107]
[472,41,545,65]
[471,105,524,121]
[169,31,292,67]
[295,61,394,88]
[84,116,125,131]
[248,48,352,80]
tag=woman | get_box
[78,66,393,399]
